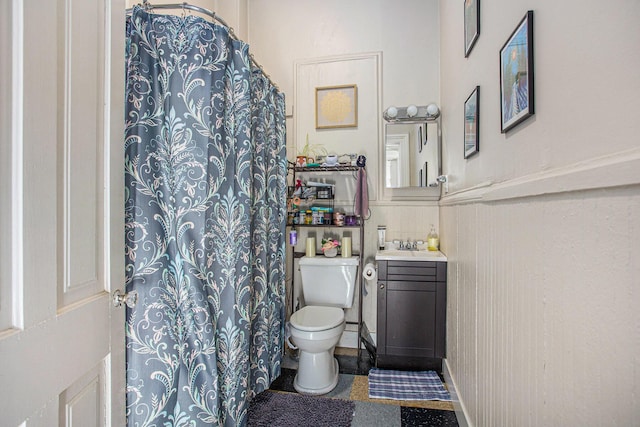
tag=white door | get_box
[0,0,126,425]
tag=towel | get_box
[355,161,369,218]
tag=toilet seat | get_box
[290,306,344,332]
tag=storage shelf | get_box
[292,251,361,258]
[287,223,362,228]
[287,161,369,357]
[292,165,359,173]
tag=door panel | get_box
[57,0,105,310]
[0,0,125,425]
[59,362,104,427]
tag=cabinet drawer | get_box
[382,260,446,282]
[387,261,436,282]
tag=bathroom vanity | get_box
[375,250,447,371]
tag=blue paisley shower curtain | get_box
[124,7,287,426]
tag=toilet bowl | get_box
[289,305,345,395]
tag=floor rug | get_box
[248,390,355,427]
[368,368,451,401]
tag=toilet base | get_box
[293,356,339,395]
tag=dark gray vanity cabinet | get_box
[376,260,447,371]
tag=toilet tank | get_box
[299,256,359,308]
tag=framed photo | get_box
[464,86,480,159]
[315,84,358,129]
[424,161,429,186]
[500,11,534,133]
[464,0,480,57]
[423,124,428,146]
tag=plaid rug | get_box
[368,368,451,401]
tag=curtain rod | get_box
[126,1,280,92]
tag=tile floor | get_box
[268,348,459,427]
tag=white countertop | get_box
[375,249,447,262]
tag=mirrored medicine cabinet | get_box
[382,104,442,200]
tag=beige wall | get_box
[440,1,640,425]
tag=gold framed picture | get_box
[315,84,358,129]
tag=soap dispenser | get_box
[427,225,439,251]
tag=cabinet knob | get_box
[379,284,384,289]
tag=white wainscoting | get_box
[440,150,640,426]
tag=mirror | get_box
[385,122,439,188]
[384,111,440,189]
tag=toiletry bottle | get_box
[377,225,386,250]
[427,225,439,251]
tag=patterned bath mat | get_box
[248,390,355,427]
[368,368,451,401]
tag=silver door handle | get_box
[112,289,138,308]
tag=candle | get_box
[341,237,352,257]
[306,237,316,257]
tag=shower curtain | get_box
[124,7,286,426]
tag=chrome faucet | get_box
[397,240,418,251]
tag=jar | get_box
[324,212,332,225]
[305,210,313,225]
[299,211,306,224]
[334,212,345,226]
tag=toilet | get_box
[289,256,359,395]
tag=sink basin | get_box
[375,249,447,262]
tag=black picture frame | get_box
[500,11,534,133]
[464,86,480,159]
[424,161,428,186]
[464,0,480,57]
[423,123,428,146]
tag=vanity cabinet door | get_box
[376,260,446,370]
[383,280,438,357]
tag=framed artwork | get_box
[464,0,480,57]
[315,84,358,129]
[424,161,429,186]
[500,11,534,133]
[464,86,480,159]
[423,124,428,146]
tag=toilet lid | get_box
[290,306,344,332]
